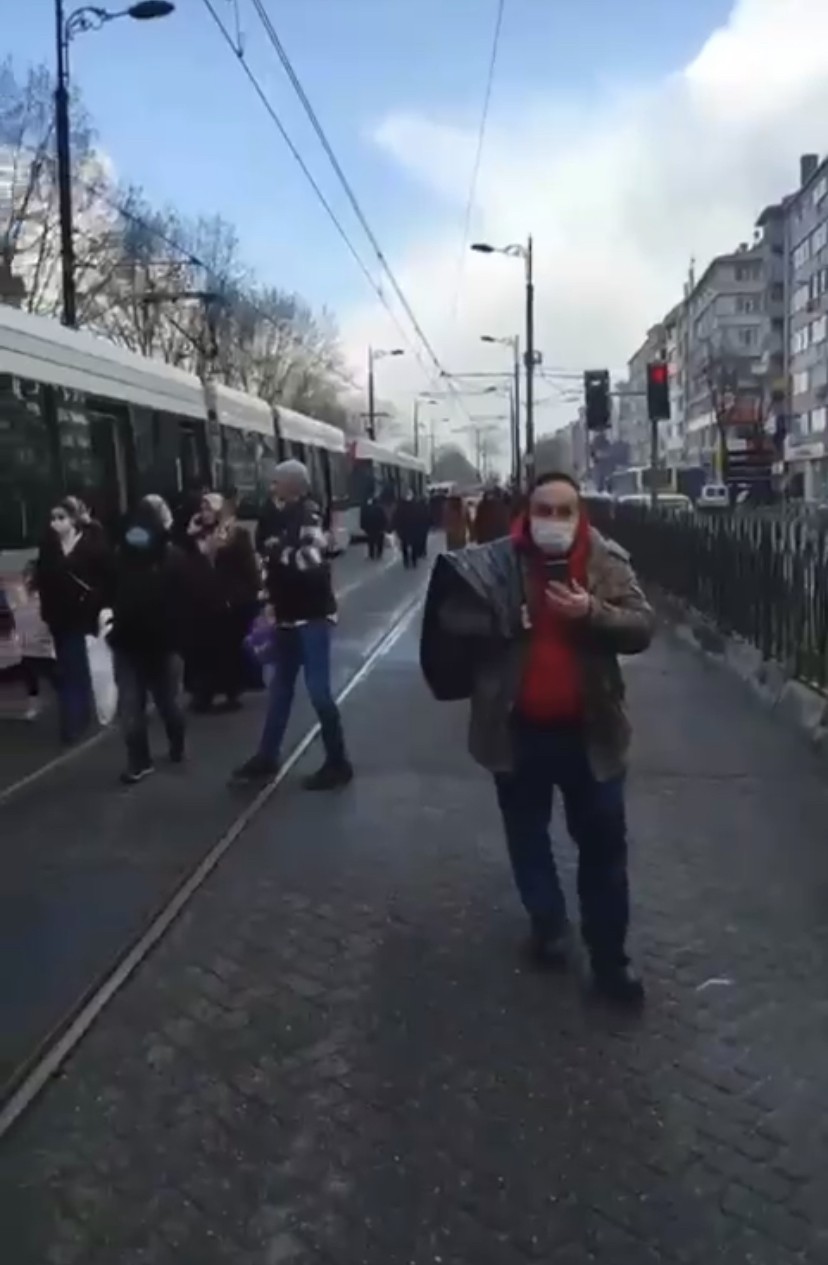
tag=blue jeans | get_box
[494,720,629,970]
[53,631,93,743]
[259,622,345,764]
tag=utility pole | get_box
[54,0,76,327]
[524,235,535,475]
[367,346,376,441]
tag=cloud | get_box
[338,0,828,460]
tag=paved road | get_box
[3,621,828,1263]
[0,545,424,1096]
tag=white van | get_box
[697,483,730,510]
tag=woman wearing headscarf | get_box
[182,492,261,712]
[35,497,113,743]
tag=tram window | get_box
[222,427,258,510]
[131,406,162,496]
[55,386,102,505]
[328,450,349,502]
[259,435,278,488]
[0,376,57,548]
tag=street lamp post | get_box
[481,334,521,484]
[366,346,404,440]
[54,0,175,327]
[472,237,536,481]
[413,394,437,457]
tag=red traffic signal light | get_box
[646,360,670,420]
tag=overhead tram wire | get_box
[199,0,428,379]
[448,0,506,325]
[246,0,471,421]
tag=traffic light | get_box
[583,369,611,431]
[646,360,670,420]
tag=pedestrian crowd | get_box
[3,467,655,1008]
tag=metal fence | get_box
[589,504,828,693]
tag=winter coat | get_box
[36,528,113,639]
[262,496,336,626]
[109,512,189,659]
[420,528,655,780]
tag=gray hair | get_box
[142,494,173,531]
[274,459,310,490]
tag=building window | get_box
[736,327,758,348]
[793,239,811,269]
[734,263,761,282]
[793,285,810,313]
[793,369,810,396]
[792,326,811,355]
[812,406,827,432]
[813,315,828,344]
[813,176,828,206]
[736,295,760,314]
[813,221,828,254]
[770,282,784,303]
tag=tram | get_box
[0,305,420,556]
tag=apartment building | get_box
[783,153,828,500]
[682,233,780,491]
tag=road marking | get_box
[0,549,405,810]
[0,582,427,1138]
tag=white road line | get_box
[0,549,404,810]
[0,582,426,1138]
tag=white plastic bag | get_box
[86,611,117,726]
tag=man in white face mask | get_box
[422,470,655,1009]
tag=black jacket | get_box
[262,496,336,625]
[36,527,113,638]
[109,511,188,657]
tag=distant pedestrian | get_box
[413,493,430,562]
[232,459,353,791]
[472,486,511,544]
[109,495,188,784]
[421,471,655,1008]
[443,494,468,551]
[361,495,387,561]
[14,562,56,720]
[394,489,420,568]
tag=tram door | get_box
[87,402,133,532]
[177,421,210,501]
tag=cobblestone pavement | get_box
[3,624,828,1264]
[0,548,420,1093]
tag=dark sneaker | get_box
[592,965,645,1010]
[522,924,569,971]
[120,763,154,786]
[302,760,354,792]
[230,754,279,784]
[169,738,186,765]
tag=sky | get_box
[8,0,828,461]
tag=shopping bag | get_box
[86,612,117,726]
[244,612,277,668]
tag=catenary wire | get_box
[448,0,506,324]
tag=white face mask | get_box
[51,514,74,539]
[530,516,577,554]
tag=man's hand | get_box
[546,580,591,621]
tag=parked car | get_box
[697,483,730,510]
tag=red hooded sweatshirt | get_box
[512,509,590,724]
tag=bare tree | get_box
[0,57,105,316]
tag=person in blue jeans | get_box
[232,460,352,791]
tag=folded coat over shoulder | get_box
[419,532,655,779]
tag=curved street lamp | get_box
[367,347,404,440]
[472,238,536,476]
[55,0,176,326]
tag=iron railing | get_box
[590,504,828,693]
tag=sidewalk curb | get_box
[654,590,828,761]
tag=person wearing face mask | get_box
[36,498,114,743]
[421,471,654,1008]
[109,495,188,783]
